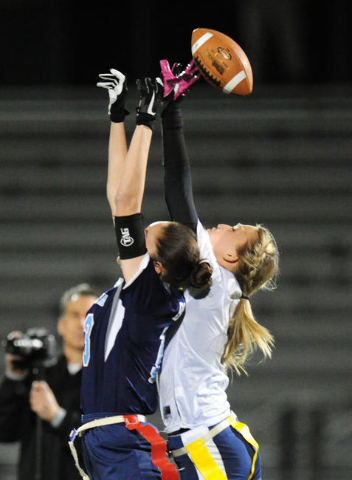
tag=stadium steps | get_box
[0,83,351,478]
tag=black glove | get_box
[97,68,129,123]
[136,77,163,130]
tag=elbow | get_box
[114,193,139,217]
[106,186,115,216]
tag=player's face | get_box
[58,294,97,352]
[207,223,258,264]
[145,221,169,258]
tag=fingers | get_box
[5,354,26,375]
[135,78,142,91]
[96,81,116,89]
[145,77,154,92]
[31,380,46,394]
[98,69,125,82]
[30,381,59,422]
[30,381,54,406]
[160,59,173,76]
[30,381,46,408]
[98,75,119,83]
[171,63,183,75]
[97,68,126,90]
[137,77,161,93]
[136,77,153,96]
[109,68,126,82]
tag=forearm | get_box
[115,125,152,216]
[113,78,160,283]
[164,166,198,232]
[113,124,152,283]
[162,108,198,230]
[97,68,129,216]
[107,122,128,215]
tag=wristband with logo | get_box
[114,213,147,260]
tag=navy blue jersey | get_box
[81,254,185,416]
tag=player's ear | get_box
[153,261,163,275]
[222,252,239,264]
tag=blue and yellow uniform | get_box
[160,98,262,480]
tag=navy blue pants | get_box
[82,422,164,480]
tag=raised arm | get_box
[114,124,152,216]
[160,60,201,233]
[107,122,128,215]
[97,69,129,215]
[113,78,162,283]
[97,69,163,282]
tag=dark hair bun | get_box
[190,261,213,289]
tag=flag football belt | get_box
[69,414,179,480]
[169,413,259,480]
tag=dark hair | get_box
[155,222,212,290]
[59,283,99,318]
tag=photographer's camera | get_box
[3,327,56,370]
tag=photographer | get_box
[0,283,98,480]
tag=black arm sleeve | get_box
[162,104,198,233]
[164,166,198,233]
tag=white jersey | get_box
[159,221,241,433]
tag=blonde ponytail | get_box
[222,224,279,375]
[222,298,274,375]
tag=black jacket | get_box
[0,355,82,480]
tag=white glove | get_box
[97,68,129,122]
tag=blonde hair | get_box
[222,225,279,375]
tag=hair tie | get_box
[241,295,249,300]
[199,259,210,265]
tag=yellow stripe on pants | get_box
[185,415,259,480]
[186,437,228,480]
[227,417,259,480]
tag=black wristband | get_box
[136,112,155,130]
[110,92,130,123]
[114,213,147,259]
[110,107,130,123]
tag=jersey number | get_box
[83,313,94,367]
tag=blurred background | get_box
[1,1,352,479]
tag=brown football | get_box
[191,28,253,95]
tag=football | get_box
[191,28,253,95]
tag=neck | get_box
[64,345,83,365]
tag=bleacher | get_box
[1,83,352,479]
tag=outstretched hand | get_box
[135,77,164,129]
[160,59,201,100]
[97,68,129,123]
